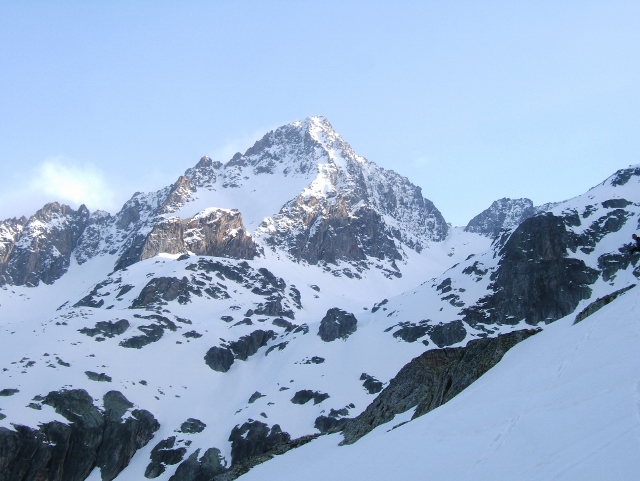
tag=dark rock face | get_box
[143,210,259,261]
[182,330,202,339]
[340,329,539,445]
[265,342,288,356]
[0,203,90,286]
[73,278,114,308]
[98,392,159,481]
[253,296,295,319]
[314,405,354,434]
[465,198,536,238]
[229,330,277,361]
[597,248,640,282]
[609,165,640,186]
[301,356,325,364]
[0,216,27,273]
[272,318,297,332]
[131,276,196,307]
[318,308,358,342]
[115,207,258,272]
[251,117,448,267]
[428,320,467,348]
[204,346,235,373]
[574,284,636,324]
[228,421,291,465]
[265,198,405,266]
[73,210,113,265]
[290,390,330,405]
[85,371,112,382]
[79,319,130,339]
[575,209,632,254]
[168,448,227,481]
[0,389,159,481]
[360,373,383,394]
[204,330,277,372]
[145,436,187,478]
[462,213,599,326]
[248,392,266,404]
[179,418,206,434]
[314,415,349,435]
[391,321,430,343]
[119,315,177,349]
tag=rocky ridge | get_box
[464,197,536,238]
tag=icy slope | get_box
[240,284,640,481]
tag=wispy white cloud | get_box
[0,156,120,220]
[29,157,116,211]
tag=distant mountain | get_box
[1,119,639,481]
[464,197,536,238]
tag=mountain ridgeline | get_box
[0,117,639,481]
[0,117,447,287]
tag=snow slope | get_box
[241,285,640,481]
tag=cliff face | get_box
[462,213,600,326]
[0,389,159,481]
[116,209,259,271]
[0,203,89,286]
[340,329,539,445]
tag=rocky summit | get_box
[1,117,639,481]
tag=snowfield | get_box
[241,286,640,481]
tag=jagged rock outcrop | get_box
[605,165,640,187]
[318,308,358,342]
[462,213,599,326]
[574,284,636,324]
[145,436,187,478]
[253,117,448,266]
[115,209,258,272]
[390,319,466,347]
[0,216,27,267]
[340,329,539,445]
[132,276,197,307]
[465,198,536,238]
[140,209,258,262]
[0,389,159,481]
[0,203,90,286]
[118,315,177,349]
[204,330,277,372]
[74,210,113,265]
[290,390,330,405]
[263,197,405,267]
[168,447,227,481]
[360,373,383,394]
[428,320,467,347]
[78,319,130,339]
[228,421,291,466]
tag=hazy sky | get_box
[1,1,639,226]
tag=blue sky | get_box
[1,1,639,226]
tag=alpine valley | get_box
[1,117,639,481]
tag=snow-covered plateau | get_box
[0,117,639,481]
